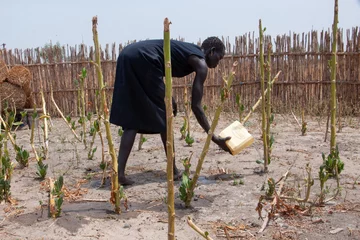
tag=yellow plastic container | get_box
[219,121,254,155]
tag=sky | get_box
[1,0,360,50]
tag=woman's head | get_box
[201,37,225,68]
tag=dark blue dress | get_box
[109,39,205,134]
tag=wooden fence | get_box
[1,27,359,117]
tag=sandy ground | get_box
[0,112,360,240]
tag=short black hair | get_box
[201,37,225,56]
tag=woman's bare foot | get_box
[119,176,135,186]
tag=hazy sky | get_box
[2,0,360,49]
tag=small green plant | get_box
[89,125,96,137]
[185,133,194,147]
[66,115,77,130]
[265,178,275,198]
[0,154,13,202]
[87,112,93,129]
[118,127,124,137]
[319,164,329,203]
[138,134,147,150]
[88,120,99,160]
[50,175,64,218]
[236,93,245,122]
[202,104,207,112]
[321,145,344,178]
[0,176,11,202]
[88,147,97,160]
[180,117,187,140]
[319,145,344,203]
[232,178,244,186]
[15,145,30,168]
[179,154,193,203]
[36,159,48,180]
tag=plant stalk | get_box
[185,61,238,207]
[92,16,121,213]
[0,115,16,149]
[259,20,269,172]
[138,133,144,150]
[39,81,49,160]
[163,17,175,240]
[80,73,87,148]
[30,105,40,162]
[330,0,338,153]
[265,43,272,164]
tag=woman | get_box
[110,36,231,185]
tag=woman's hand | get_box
[212,135,232,154]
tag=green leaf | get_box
[82,68,87,79]
[220,89,225,101]
[32,111,38,118]
[269,114,274,124]
[86,112,92,121]
[256,159,264,164]
[78,117,85,124]
[235,94,240,105]
[100,161,106,170]
[203,105,207,112]
[185,134,194,146]
[89,127,96,136]
[118,127,124,137]
[54,176,64,193]
[240,104,245,111]
[94,120,100,131]
[269,135,275,148]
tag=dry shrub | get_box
[0,82,27,109]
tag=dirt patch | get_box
[1,113,360,239]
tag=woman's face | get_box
[205,48,223,68]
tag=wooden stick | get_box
[242,71,281,124]
[50,81,82,142]
[291,110,302,128]
[187,217,214,240]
